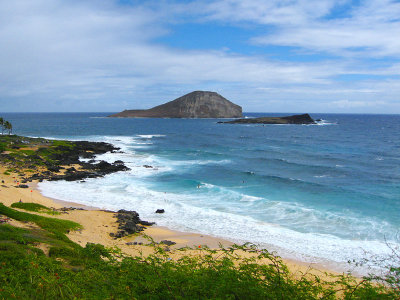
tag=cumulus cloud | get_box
[0,0,398,113]
[205,0,400,57]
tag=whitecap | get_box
[38,176,398,275]
[136,134,166,139]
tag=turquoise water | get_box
[3,112,400,271]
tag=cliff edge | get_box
[109,91,242,118]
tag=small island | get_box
[218,113,316,125]
[109,91,242,118]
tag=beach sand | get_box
[0,166,342,279]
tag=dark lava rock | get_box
[140,220,155,226]
[219,113,316,125]
[47,166,61,172]
[161,240,176,246]
[113,209,155,238]
[23,140,130,183]
[155,209,165,214]
[125,242,137,245]
[18,184,29,188]
[143,165,153,168]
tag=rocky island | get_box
[218,113,316,125]
[109,91,242,118]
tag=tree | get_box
[4,121,12,135]
[0,117,4,135]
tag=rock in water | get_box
[109,91,242,118]
[219,114,316,125]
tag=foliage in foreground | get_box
[0,236,397,298]
[0,205,398,299]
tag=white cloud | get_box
[205,0,400,57]
[0,0,399,113]
[203,0,337,25]
[330,99,386,108]
[0,0,345,109]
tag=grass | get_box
[0,203,81,234]
[11,202,61,215]
[52,140,74,148]
[0,233,398,299]
[0,142,6,152]
[0,135,77,174]
[0,205,398,298]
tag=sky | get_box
[0,0,399,113]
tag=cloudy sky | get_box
[1,0,399,113]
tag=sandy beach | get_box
[0,166,341,279]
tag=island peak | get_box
[109,91,242,118]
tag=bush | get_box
[0,206,398,298]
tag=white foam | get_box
[315,119,337,126]
[38,174,399,275]
[34,133,398,275]
[137,134,166,138]
[239,195,263,202]
[200,183,215,189]
[176,159,232,166]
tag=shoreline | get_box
[0,165,345,279]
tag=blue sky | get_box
[0,0,399,113]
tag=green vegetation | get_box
[0,204,80,234]
[0,117,12,135]
[11,202,61,215]
[0,204,398,299]
[0,142,6,152]
[52,140,74,148]
[0,134,76,173]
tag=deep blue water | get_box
[2,112,400,270]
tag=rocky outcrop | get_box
[110,210,155,238]
[219,114,316,125]
[109,91,242,118]
[21,141,130,183]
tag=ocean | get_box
[3,112,400,272]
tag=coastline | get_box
[0,165,343,279]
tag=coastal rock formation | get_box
[219,114,316,125]
[109,91,242,118]
[0,139,131,183]
[111,209,155,238]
